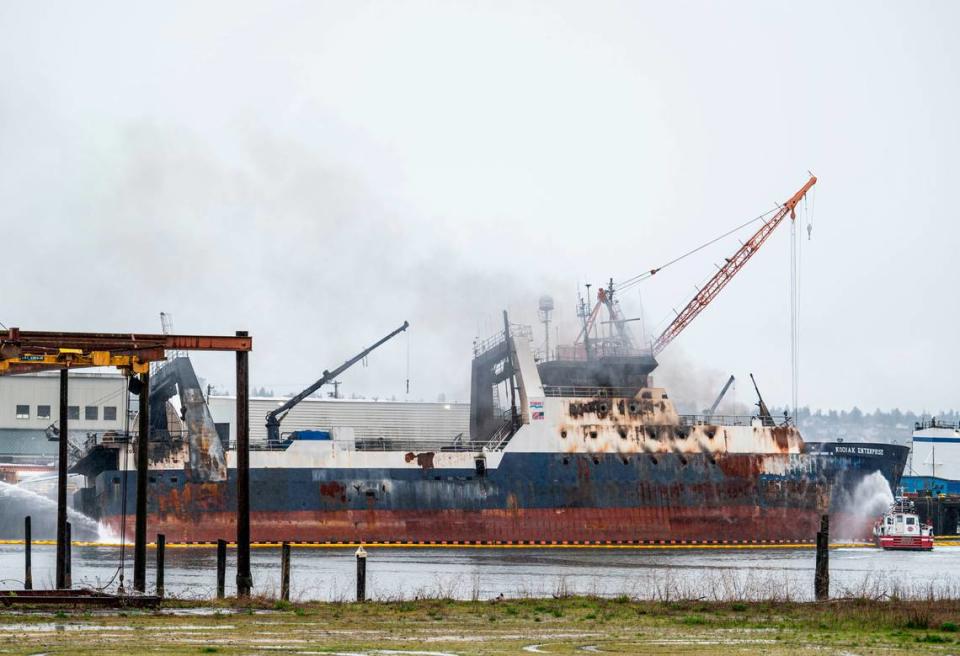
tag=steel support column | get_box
[55,369,68,589]
[235,330,252,596]
[133,371,150,592]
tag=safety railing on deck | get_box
[355,436,492,452]
[678,414,791,427]
[543,386,641,398]
[916,419,959,430]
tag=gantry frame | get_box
[0,328,254,596]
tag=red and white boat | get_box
[873,499,934,550]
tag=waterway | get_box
[1,543,956,602]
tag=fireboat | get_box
[873,498,934,550]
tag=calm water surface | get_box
[1,544,956,602]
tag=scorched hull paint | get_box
[88,450,907,544]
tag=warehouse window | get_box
[68,406,80,420]
[15,405,29,419]
[103,406,117,421]
[37,405,51,419]
[85,406,98,420]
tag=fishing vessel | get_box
[873,498,934,550]
[70,317,908,544]
[71,177,909,544]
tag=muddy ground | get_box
[1,597,959,654]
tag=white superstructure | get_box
[907,420,960,481]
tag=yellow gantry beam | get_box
[0,349,151,374]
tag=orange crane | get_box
[650,176,817,356]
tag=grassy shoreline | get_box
[2,597,960,654]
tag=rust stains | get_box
[319,481,347,503]
[405,451,436,469]
[770,426,793,452]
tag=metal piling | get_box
[55,369,68,589]
[133,371,150,593]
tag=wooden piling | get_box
[216,539,227,599]
[24,516,32,590]
[814,514,829,601]
[356,545,367,603]
[280,542,290,602]
[156,534,165,598]
[65,521,72,589]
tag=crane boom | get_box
[705,375,735,417]
[265,321,409,445]
[651,176,817,356]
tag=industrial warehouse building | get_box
[207,395,470,447]
[0,371,128,464]
[0,369,470,464]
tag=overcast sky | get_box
[1,1,957,413]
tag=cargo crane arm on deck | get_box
[650,176,817,356]
[704,375,735,417]
[264,321,409,445]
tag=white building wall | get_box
[0,371,128,432]
[207,396,470,445]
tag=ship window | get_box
[103,406,117,421]
[15,405,29,419]
[68,406,80,420]
[590,431,598,439]
[906,516,916,525]
[475,458,486,477]
[37,405,51,419]
[562,457,569,465]
[886,517,892,525]
[170,476,178,483]
[560,430,567,439]
[85,406,98,420]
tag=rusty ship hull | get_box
[89,447,908,543]
[74,325,909,545]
